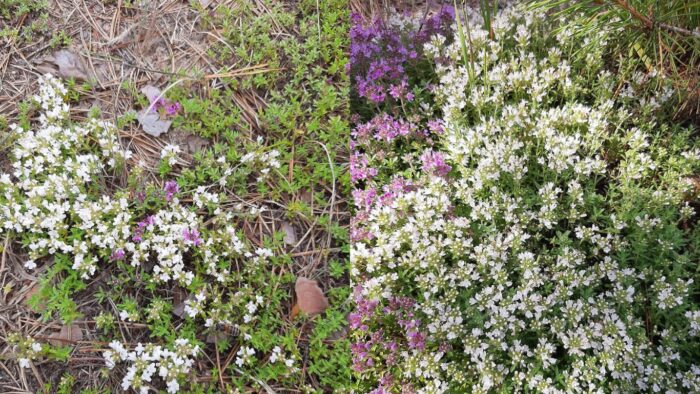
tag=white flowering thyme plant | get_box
[0,73,348,392]
[1,74,132,279]
[2,1,352,392]
[350,4,700,393]
[103,338,200,394]
[7,333,45,369]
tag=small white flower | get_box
[119,310,128,320]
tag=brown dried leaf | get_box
[141,85,161,101]
[169,129,209,154]
[35,64,58,75]
[281,221,297,246]
[299,190,313,205]
[294,277,329,317]
[23,282,46,312]
[173,294,194,318]
[172,286,187,305]
[137,109,172,137]
[46,50,90,81]
[48,323,83,346]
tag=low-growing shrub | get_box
[0,72,346,392]
[350,4,700,393]
[2,1,352,392]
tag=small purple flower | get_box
[350,222,374,242]
[183,228,202,247]
[427,119,445,135]
[163,180,179,202]
[351,210,372,236]
[164,102,181,116]
[388,80,412,101]
[149,96,167,111]
[407,330,426,350]
[351,341,373,372]
[350,152,378,183]
[132,215,156,242]
[148,94,181,117]
[352,188,377,211]
[348,312,368,331]
[110,249,125,261]
[420,150,451,177]
[379,374,394,387]
[141,215,156,227]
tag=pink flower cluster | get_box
[164,180,179,202]
[420,149,451,177]
[349,6,454,104]
[182,228,202,247]
[149,95,181,116]
[132,215,155,243]
[349,7,455,392]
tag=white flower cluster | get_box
[239,136,281,182]
[269,345,296,369]
[2,76,306,393]
[235,346,256,367]
[128,204,200,284]
[0,74,132,278]
[192,186,220,210]
[688,311,700,336]
[160,144,182,166]
[8,333,43,369]
[119,308,140,322]
[353,5,700,393]
[103,338,199,394]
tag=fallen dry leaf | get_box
[48,323,83,346]
[23,282,46,312]
[137,85,172,137]
[183,134,208,153]
[294,277,329,317]
[141,85,161,102]
[299,190,314,205]
[137,109,172,137]
[169,129,209,154]
[281,221,297,246]
[39,50,90,81]
[173,294,194,318]
[172,286,187,305]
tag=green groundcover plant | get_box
[1,0,351,392]
[350,3,700,393]
[3,74,298,393]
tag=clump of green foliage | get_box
[529,0,700,119]
[181,2,352,389]
[0,0,48,43]
[174,0,350,205]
